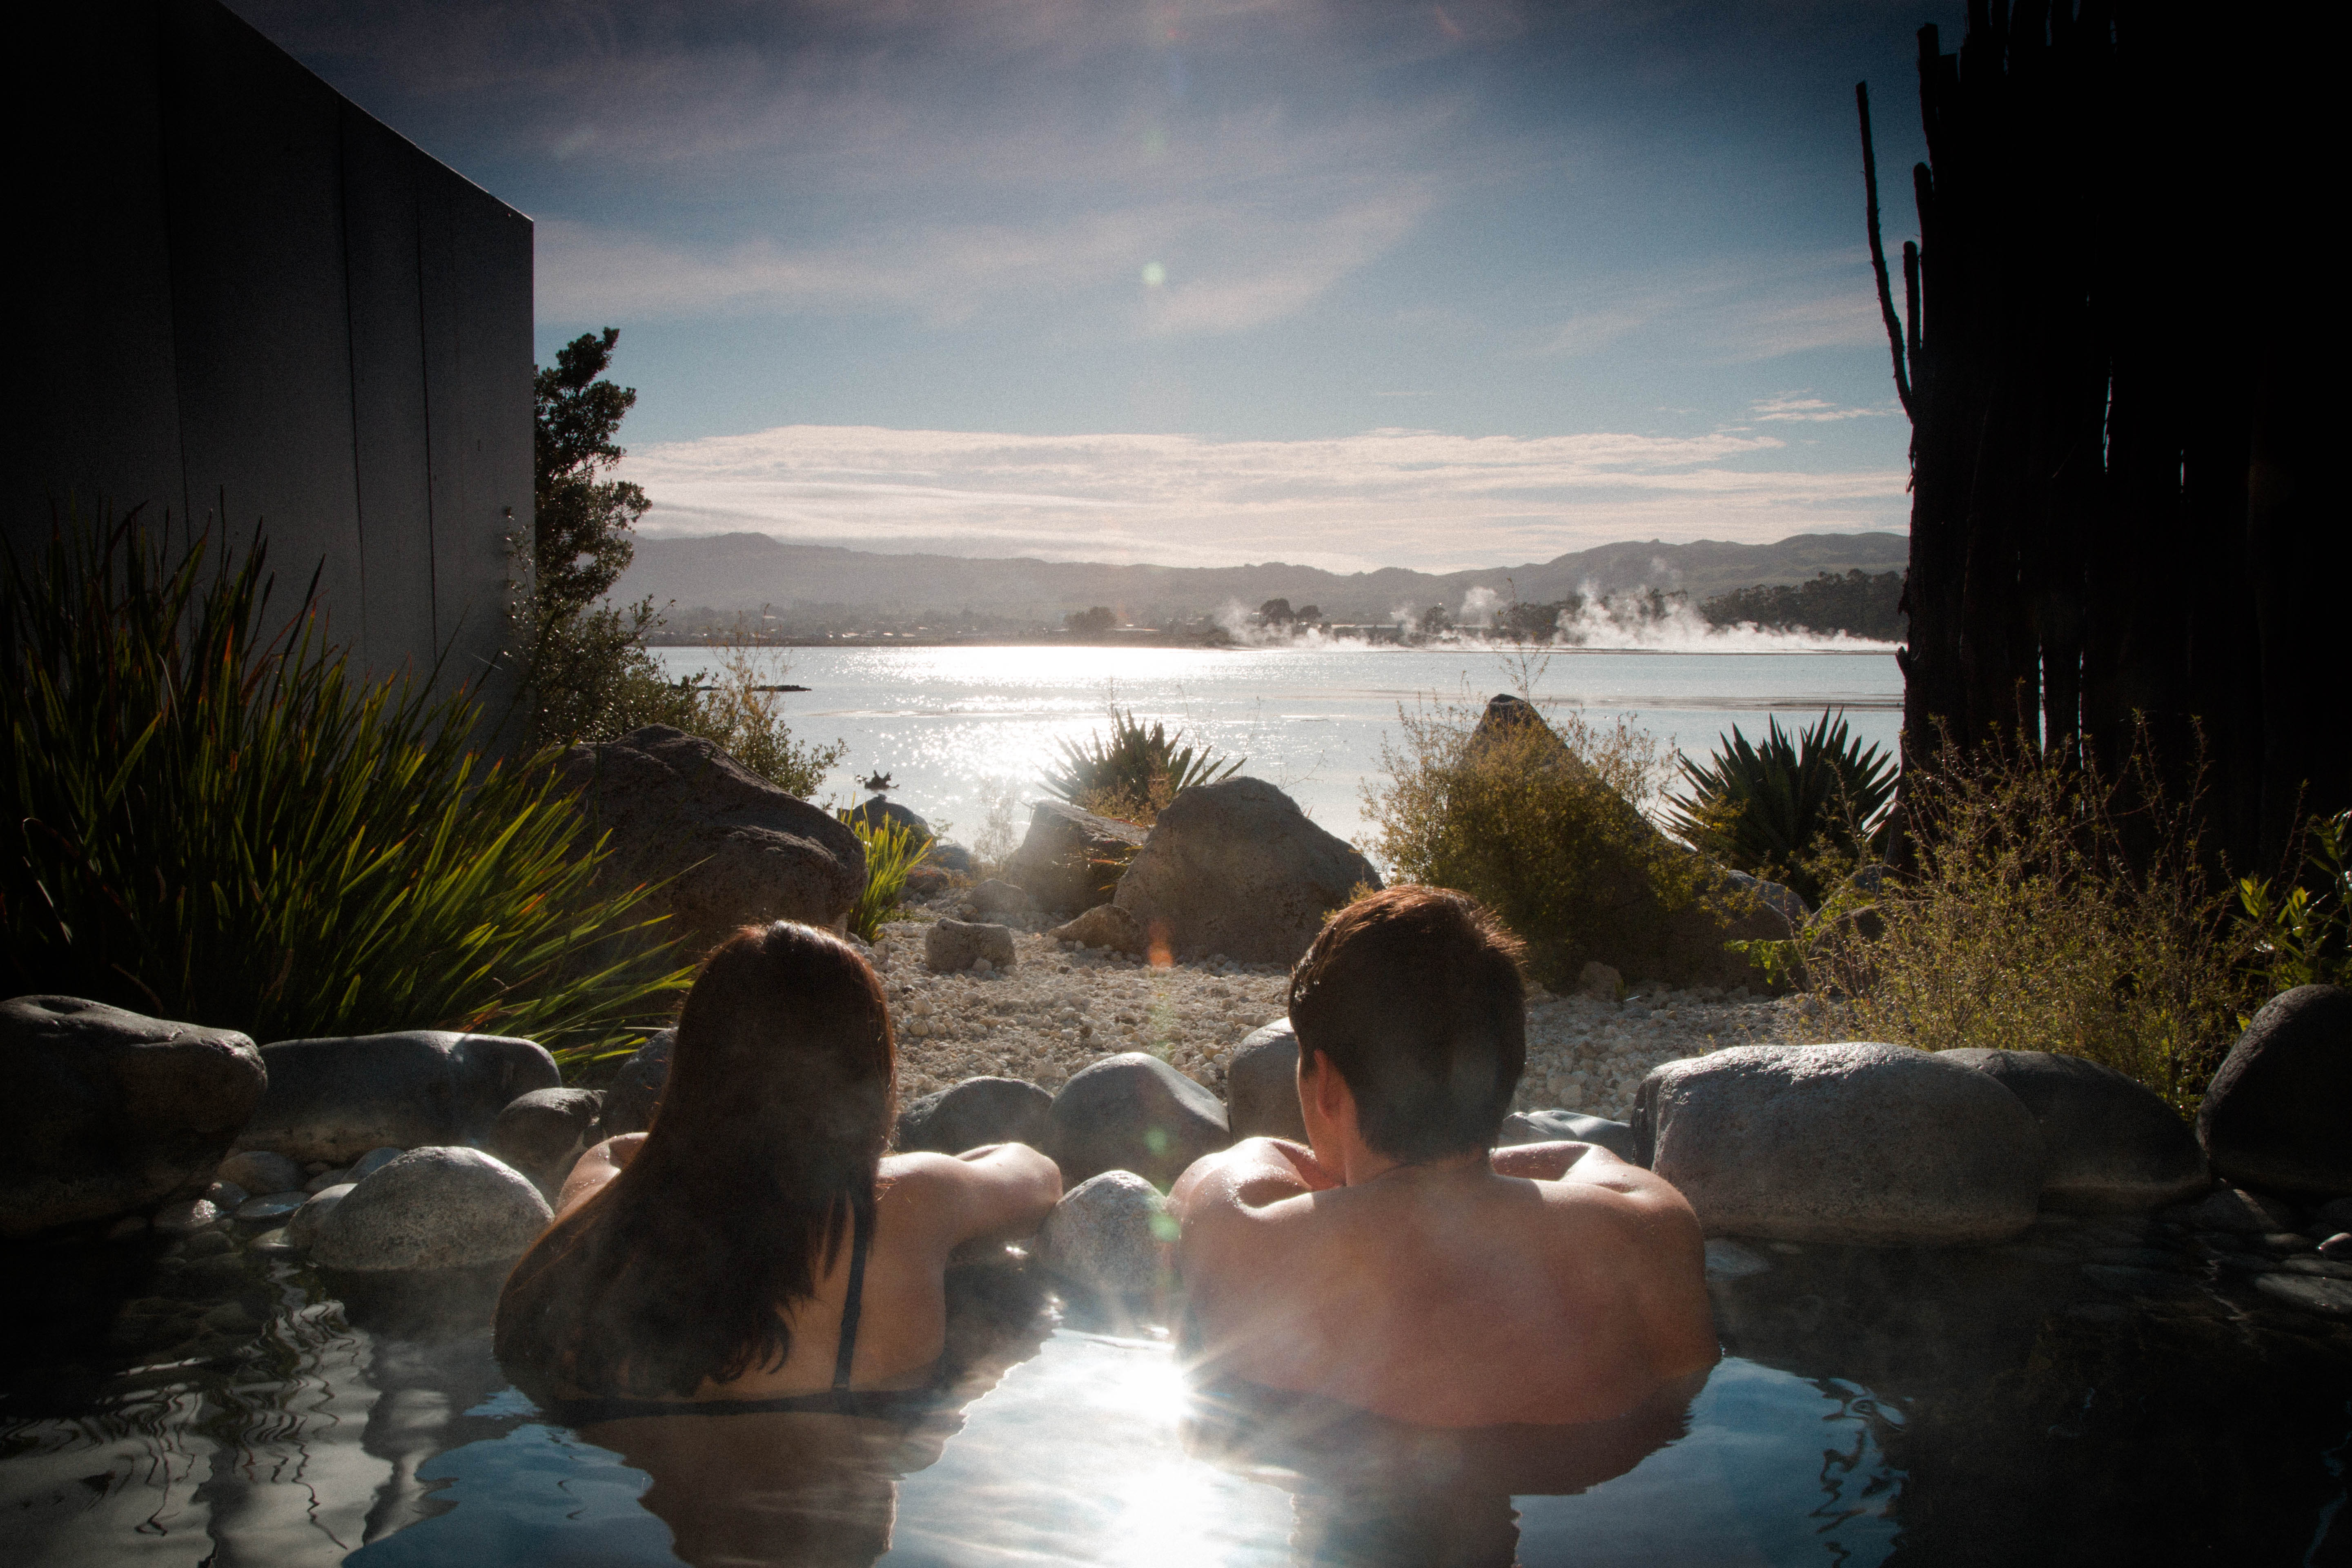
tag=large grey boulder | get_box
[1000,801,1147,916]
[235,1031,559,1166]
[2198,985,2352,1197]
[1224,1019,1307,1142]
[1633,1042,2043,1245]
[310,1147,553,1272]
[596,1029,674,1138]
[554,724,866,952]
[1499,1109,1640,1164]
[1942,1048,2207,1210]
[926,920,1017,974]
[1047,1053,1231,1189]
[895,1076,1053,1154]
[0,996,267,1238]
[1113,778,1382,967]
[488,1087,604,1182]
[1036,1170,1174,1303]
[286,1183,354,1251]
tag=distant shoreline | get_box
[643,632,1904,655]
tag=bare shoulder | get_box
[878,1144,1060,1244]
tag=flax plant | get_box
[0,510,688,1060]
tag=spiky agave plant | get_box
[1660,708,1896,905]
[1041,707,1241,823]
[0,507,690,1063]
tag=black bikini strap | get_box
[832,1200,871,1392]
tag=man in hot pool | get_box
[1169,886,1718,1429]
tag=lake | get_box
[649,644,1903,851]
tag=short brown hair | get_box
[1288,886,1526,1162]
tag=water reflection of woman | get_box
[494,920,1062,1565]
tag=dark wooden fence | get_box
[1866,0,2341,875]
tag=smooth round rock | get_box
[926,920,1017,975]
[214,1150,303,1198]
[236,1193,307,1225]
[1035,1170,1173,1301]
[152,1198,223,1235]
[286,1184,355,1252]
[895,1076,1051,1154]
[349,1147,406,1182]
[1224,1019,1306,1142]
[0,996,266,1238]
[1940,1047,2207,1210]
[488,1087,604,1177]
[1499,1109,1640,1164]
[1047,1053,1231,1190]
[2253,1273,2352,1319]
[310,1148,552,1272]
[306,1167,353,1194]
[2198,985,2352,1197]
[236,1030,559,1165]
[204,1181,250,1211]
[1634,1043,2042,1245]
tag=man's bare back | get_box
[1173,1134,1716,1428]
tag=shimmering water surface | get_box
[649,645,1903,846]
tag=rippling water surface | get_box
[649,645,1902,846]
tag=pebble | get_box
[875,909,1803,1117]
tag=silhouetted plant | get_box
[1042,707,1241,825]
[1661,709,1897,905]
[0,508,689,1059]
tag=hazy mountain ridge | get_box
[616,531,1909,626]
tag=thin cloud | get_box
[1537,252,1887,364]
[619,423,1909,572]
[1751,392,1894,423]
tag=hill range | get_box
[617,531,1909,628]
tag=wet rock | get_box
[1047,1052,1231,1189]
[1498,1109,1640,1164]
[306,1165,352,1193]
[310,1147,552,1272]
[0,996,266,1238]
[152,1198,223,1235]
[350,1147,405,1182]
[2197,984,2352,1198]
[1941,1048,2208,1211]
[963,880,1038,921]
[1048,902,1149,956]
[236,1031,559,1165]
[1224,1019,1306,1142]
[1001,801,1147,916]
[2187,1186,2301,1235]
[1703,1238,1771,1281]
[2321,1234,2352,1261]
[287,1183,354,1251]
[488,1087,604,1180]
[1036,1170,1174,1301]
[1113,778,1382,967]
[596,1031,674,1138]
[2252,1274,2352,1319]
[895,1076,1052,1154]
[235,1193,307,1225]
[2281,1256,2352,1280]
[205,1180,249,1211]
[1635,1042,2042,1245]
[926,920,1017,975]
[215,1150,303,1198]
[553,724,868,950]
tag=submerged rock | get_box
[1635,1042,2042,1245]
[926,920,1017,975]
[0,996,266,1238]
[310,1147,552,1272]
[1047,1052,1230,1189]
[1001,801,1147,916]
[236,1030,558,1165]
[1113,778,1382,967]
[2198,985,2352,1197]
[1224,1019,1306,1142]
[896,1076,1053,1154]
[1036,1170,1174,1303]
[1941,1048,2207,1210]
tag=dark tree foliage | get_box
[534,328,648,619]
[1065,605,1117,636]
[1258,598,1294,624]
[1701,571,1906,641]
[1862,4,2338,875]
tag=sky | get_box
[240,0,1947,572]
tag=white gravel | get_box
[872,906,1808,1124]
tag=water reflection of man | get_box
[1170,886,1718,1429]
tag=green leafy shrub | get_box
[1043,707,1241,825]
[842,815,929,943]
[1661,708,1895,906]
[1363,699,1737,989]
[2235,807,2352,991]
[1786,732,2254,1117]
[0,511,690,1062]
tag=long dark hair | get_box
[496,921,897,1398]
